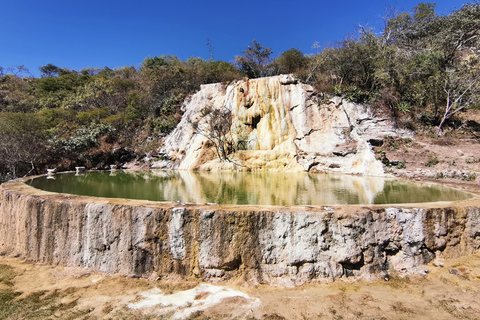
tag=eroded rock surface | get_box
[1,181,479,286]
[154,75,411,175]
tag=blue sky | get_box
[0,0,470,77]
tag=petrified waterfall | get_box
[154,75,410,174]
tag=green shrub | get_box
[396,160,406,169]
[334,85,370,103]
[50,122,114,153]
[76,107,110,124]
[425,156,439,167]
[396,102,412,113]
[375,150,390,166]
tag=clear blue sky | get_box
[0,0,470,77]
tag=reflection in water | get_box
[28,170,473,206]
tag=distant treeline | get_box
[0,2,478,181]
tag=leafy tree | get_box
[274,48,306,74]
[49,122,114,155]
[0,74,36,112]
[383,3,438,50]
[0,112,48,180]
[39,64,74,78]
[435,1,480,64]
[319,35,378,92]
[235,40,273,78]
[39,64,61,77]
[437,54,480,134]
[204,60,241,83]
[32,70,95,110]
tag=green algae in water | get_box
[28,171,473,206]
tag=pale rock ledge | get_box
[153,75,412,175]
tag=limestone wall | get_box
[1,181,479,286]
[154,75,412,175]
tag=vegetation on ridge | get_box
[0,2,479,182]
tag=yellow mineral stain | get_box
[226,77,302,171]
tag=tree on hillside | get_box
[274,48,306,74]
[235,40,273,78]
[437,54,480,134]
[0,74,34,112]
[201,61,240,84]
[435,1,480,64]
[39,64,61,77]
[39,64,74,78]
[319,35,378,93]
[383,2,438,50]
[0,112,48,180]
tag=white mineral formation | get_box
[128,284,259,319]
[154,75,411,175]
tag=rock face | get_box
[1,181,479,286]
[154,75,411,175]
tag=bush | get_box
[334,85,370,103]
[425,156,439,167]
[50,122,114,154]
[76,107,110,124]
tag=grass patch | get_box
[0,289,23,319]
[0,265,17,287]
[110,306,163,319]
[0,281,90,320]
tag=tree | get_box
[206,38,214,61]
[189,105,236,162]
[204,60,240,84]
[320,36,378,90]
[274,48,306,74]
[383,3,438,50]
[435,1,480,64]
[437,54,480,134]
[0,74,35,112]
[141,56,169,70]
[235,40,273,78]
[39,64,61,77]
[0,112,48,180]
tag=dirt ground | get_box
[379,110,480,181]
[2,252,480,320]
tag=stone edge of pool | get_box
[1,177,480,286]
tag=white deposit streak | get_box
[128,283,260,319]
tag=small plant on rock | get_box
[396,160,407,169]
[425,156,439,167]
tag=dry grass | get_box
[1,253,480,319]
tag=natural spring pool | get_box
[28,170,473,206]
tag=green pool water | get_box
[28,170,473,206]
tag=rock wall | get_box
[154,75,412,175]
[1,181,479,286]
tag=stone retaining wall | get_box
[1,180,479,286]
